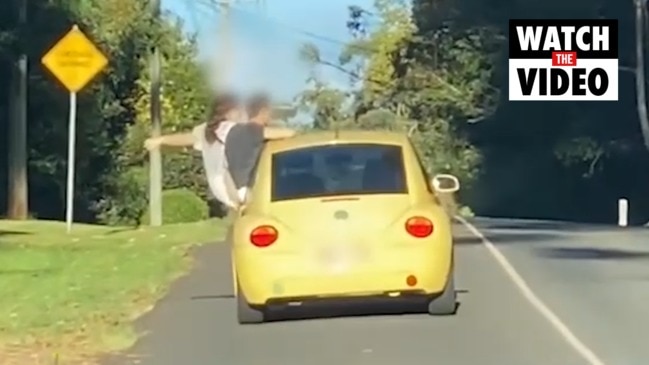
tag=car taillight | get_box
[405,216,434,238]
[250,225,278,247]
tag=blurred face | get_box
[238,106,248,122]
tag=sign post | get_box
[66,92,77,233]
[41,25,108,233]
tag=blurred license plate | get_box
[319,247,359,273]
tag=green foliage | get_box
[298,0,488,192]
[554,137,605,177]
[162,153,210,201]
[411,0,649,223]
[2,0,649,232]
[116,16,210,204]
[95,166,148,226]
[142,188,209,225]
[410,122,481,184]
[295,0,649,223]
[297,81,350,130]
[0,218,228,359]
[457,205,474,218]
[0,0,211,223]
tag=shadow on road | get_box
[535,247,649,261]
[454,232,560,245]
[478,220,596,231]
[191,289,469,301]
[189,289,470,323]
[191,294,234,300]
[470,218,649,232]
[261,289,468,323]
[265,301,462,322]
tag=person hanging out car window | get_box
[224,93,297,204]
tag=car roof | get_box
[264,130,411,154]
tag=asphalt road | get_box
[103,218,649,365]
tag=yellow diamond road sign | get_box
[42,25,108,93]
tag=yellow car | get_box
[229,130,460,324]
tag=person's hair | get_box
[246,93,271,119]
[205,93,238,144]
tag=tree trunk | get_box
[635,0,649,227]
[634,0,649,152]
[6,0,28,220]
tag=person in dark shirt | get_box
[225,93,296,203]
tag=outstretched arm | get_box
[144,133,194,150]
[263,126,296,140]
[144,124,205,151]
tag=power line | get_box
[218,0,232,81]
[183,2,464,97]
[185,2,359,83]
[184,2,363,59]
[225,6,399,88]
[229,6,355,47]
[232,7,464,96]
[186,2,380,53]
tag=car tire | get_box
[426,267,457,315]
[236,283,265,324]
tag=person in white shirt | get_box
[144,93,243,210]
[144,92,297,211]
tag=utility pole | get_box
[148,0,163,226]
[257,0,268,92]
[7,0,28,219]
[218,0,232,85]
[634,0,649,152]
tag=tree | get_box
[298,0,490,186]
[411,0,649,223]
[295,0,649,223]
[0,0,212,224]
[634,0,649,152]
[96,14,212,225]
[6,0,28,219]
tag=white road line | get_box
[455,216,607,365]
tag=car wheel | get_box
[426,267,457,315]
[236,283,265,324]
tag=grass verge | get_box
[0,218,227,363]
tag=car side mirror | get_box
[431,174,460,193]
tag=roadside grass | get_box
[0,218,227,363]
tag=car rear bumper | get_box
[235,247,452,305]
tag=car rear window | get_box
[271,143,407,201]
